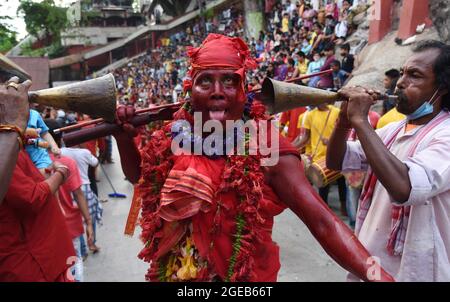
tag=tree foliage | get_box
[18,0,68,40]
[0,4,18,53]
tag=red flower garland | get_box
[136,100,269,281]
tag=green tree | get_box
[149,0,192,18]
[244,0,264,39]
[0,4,18,53]
[18,0,68,42]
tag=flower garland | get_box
[220,99,268,281]
[137,96,269,281]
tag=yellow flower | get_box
[176,237,198,280]
[177,254,198,280]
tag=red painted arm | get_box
[113,131,141,184]
[267,154,394,282]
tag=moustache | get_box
[394,90,409,103]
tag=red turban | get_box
[183,34,258,97]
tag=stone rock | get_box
[429,0,450,43]
[352,12,367,26]
[346,28,440,91]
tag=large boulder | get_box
[429,0,450,43]
[346,27,440,91]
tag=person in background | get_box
[306,51,324,87]
[318,43,336,89]
[382,68,401,114]
[340,43,355,75]
[330,60,349,91]
[292,51,309,79]
[377,107,406,129]
[62,144,102,256]
[25,109,61,177]
[275,55,289,81]
[376,68,406,129]
[51,153,94,282]
[281,13,290,33]
[294,101,347,215]
[279,107,307,143]
[343,110,380,228]
[286,58,297,80]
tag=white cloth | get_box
[311,0,320,11]
[335,21,348,38]
[287,3,297,15]
[61,147,98,185]
[342,112,450,281]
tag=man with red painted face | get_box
[114,34,394,282]
[327,40,450,281]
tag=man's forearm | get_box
[74,188,92,224]
[113,132,141,183]
[293,128,310,149]
[42,131,58,150]
[44,171,65,194]
[269,155,394,281]
[352,119,411,202]
[0,132,21,203]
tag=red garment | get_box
[84,140,97,157]
[368,111,381,129]
[0,151,75,281]
[187,33,257,78]
[286,66,296,79]
[348,111,380,140]
[157,134,299,281]
[77,120,98,156]
[265,0,276,13]
[319,55,335,89]
[97,137,106,154]
[279,107,307,142]
[51,155,84,239]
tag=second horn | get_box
[260,78,338,114]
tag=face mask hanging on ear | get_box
[406,87,441,121]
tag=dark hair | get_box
[385,68,400,79]
[288,58,295,66]
[330,60,341,68]
[313,22,323,30]
[323,43,335,52]
[340,43,350,51]
[296,51,306,58]
[412,40,450,110]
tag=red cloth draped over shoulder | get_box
[156,130,299,281]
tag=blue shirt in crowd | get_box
[25,109,52,169]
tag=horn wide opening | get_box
[261,77,275,111]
